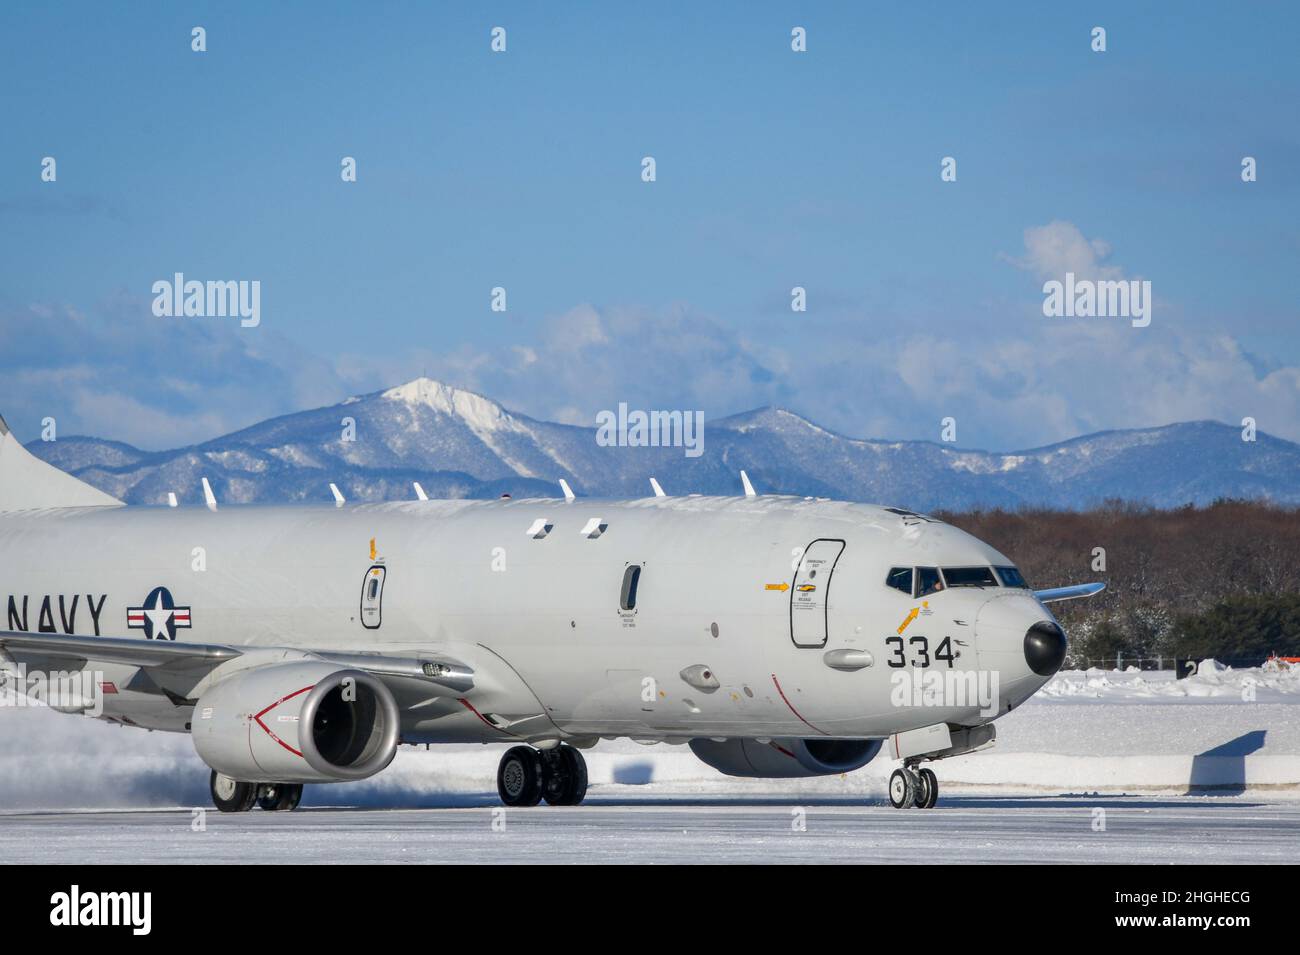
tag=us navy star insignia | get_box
[126,586,192,641]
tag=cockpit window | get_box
[994,565,1029,589]
[916,567,943,597]
[885,567,913,595]
[941,566,998,588]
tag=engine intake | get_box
[689,737,883,778]
[192,662,400,784]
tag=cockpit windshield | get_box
[916,567,943,596]
[885,563,1029,596]
[994,565,1029,588]
[940,566,998,588]
[885,567,913,594]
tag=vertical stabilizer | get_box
[0,415,123,512]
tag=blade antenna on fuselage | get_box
[329,483,346,507]
[649,477,666,497]
[559,478,575,502]
[413,481,429,501]
[201,477,218,512]
[740,470,757,497]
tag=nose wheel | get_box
[915,767,939,808]
[888,765,939,809]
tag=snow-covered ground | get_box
[3,798,1296,865]
[935,661,1300,795]
[1,661,1297,812]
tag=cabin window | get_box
[941,566,998,588]
[995,565,1029,589]
[620,564,642,612]
[885,567,913,595]
[916,567,943,597]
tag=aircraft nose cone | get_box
[1024,622,1067,677]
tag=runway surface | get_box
[2,795,1296,864]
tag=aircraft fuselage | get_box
[0,496,1059,746]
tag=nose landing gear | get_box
[496,743,589,807]
[888,764,939,809]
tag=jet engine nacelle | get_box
[192,662,400,784]
[689,737,883,778]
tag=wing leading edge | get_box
[0,630,474,698]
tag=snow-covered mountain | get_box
[25,378,1300,509]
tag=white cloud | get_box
[338,303,794,431]
[0,300,359,448]
[1003,219,1127,282]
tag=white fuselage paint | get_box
[0,497,1057,744]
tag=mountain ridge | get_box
[22,378,1300,510]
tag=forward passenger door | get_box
[789,539,845,648]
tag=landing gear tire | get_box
[257,783,304,812]
[888,768,916,809]
[918,768,939,809]
[210,770,257,813]
[497,745,545,807]
[542,744,589,807]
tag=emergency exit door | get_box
[790,539,845,647]
[360,564,386,629]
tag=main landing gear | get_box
[496,743,588,807]
[209,771,304,813]
[888,764,939,809]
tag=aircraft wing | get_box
[1034,582,1106,603]
[0,630,474,701]
[0,630,239,668]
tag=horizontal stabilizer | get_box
[0,415,122,512]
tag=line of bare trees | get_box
[936,500,1300,666]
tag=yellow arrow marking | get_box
[897,607,919,635]
[766,582,790,592]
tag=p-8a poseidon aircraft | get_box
[0,414,1102,812]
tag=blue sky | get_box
[2,2,1297,449]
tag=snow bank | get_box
[1038,659,1300,703]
